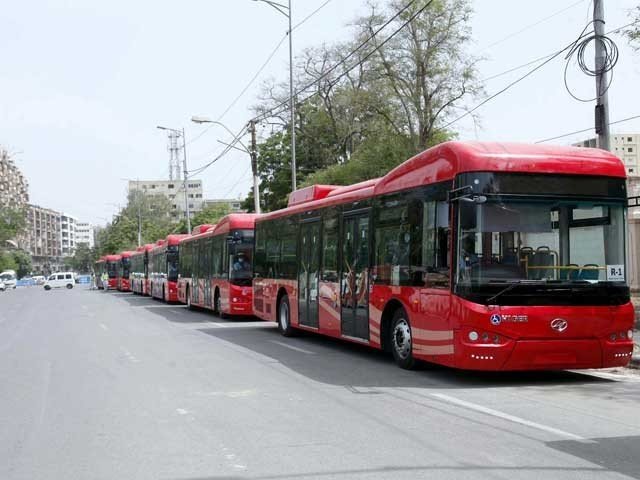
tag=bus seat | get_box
[559,264,579,280]
[579,264,600,280]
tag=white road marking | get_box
[431,393,591,442]
[99,323,108,331]
[270,340,315,355]
[119,347,140,363]
[194,390,256,398]
[210,322,230,328]
[233,464,247,470]
[132,305,187,308]
[176,408,189,415]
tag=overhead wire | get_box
[292,0,334,31]
[534,114,640,143]
[442,20,630,130]
[252,0,424,123]
[476,0,586,54]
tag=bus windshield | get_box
[230,229,254,286]
[167,246,179,282]
[107,262,118,278]
[121,257,131,279]
[455,198,627,304]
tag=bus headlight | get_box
[468,331,479,341]
[628,330,634,340]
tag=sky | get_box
[1,0,639,226]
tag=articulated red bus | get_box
[104,254,121,290]
[117,251,134,291]
[131,244,155,295]
[179,214,257,316]
[94,257,106,289]
[150,235,189,302]
[253,141,634,371]
[130,247,144,294]
[177,224,215,305]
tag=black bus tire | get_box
[390,308,415,370]
[277,294,295,337]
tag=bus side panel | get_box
[282,280,299,328]
[253,279,277,322]
[318,280,341,337]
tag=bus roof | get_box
[120,251,135,258]
[262,141,625,221]
[105,254,121,261]
[165,234,189,246]
[213,214,259,236]
[191,224,215,235]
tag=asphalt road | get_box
[1,286,640,480]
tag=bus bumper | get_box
[455,337,634,371]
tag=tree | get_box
[247,0,479,208]
[174,203,231,232]
[0,206,26,247]
[64,243,94,273]
[628,6,640,49]
[96,191,175,255]
[0,250,31,278]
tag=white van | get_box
[44,272,76,290]
[0,270,17,289]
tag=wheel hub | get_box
[393,320,411,359]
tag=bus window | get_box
[321,208,338,282]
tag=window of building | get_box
[629,168,634,173]
[628,137,633,142]
[189,204,194,208]
[629,147,634,153]
[168,184,174,188]
[151,184,156,189]
[195,194,202,198]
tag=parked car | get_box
[44,272,76,290]
[32,275,46,285]
[0,279,5,291]
[0,270,17,289]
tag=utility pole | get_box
[288,0,297,191]
[181,128,191,234]
[594,0,610,151]
[136,178,142,246]
[248,120,261,214]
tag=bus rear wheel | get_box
[215,290,226,319]
[277,294,295,337]
[390,308,415,370]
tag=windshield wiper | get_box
[486,280,546,304]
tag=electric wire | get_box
[292,0,334,31]
[252,0,423,122]
[477,0,586,53]
[442,21,629,130]
[534,114,640,143]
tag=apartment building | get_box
[573,133,639,177]
[60,213,77,256]
[128,179,204,220]
[25,205,64,274]
[0,148,29,211]
[75,222,95,249]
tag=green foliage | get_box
[0,251,17,272]
[64,243,94,273]
[628,6,640,49]
[175,203,231,232]
[0,250,31,278]
[96,191,175,255]
[0,206,26,246]
[247,0,477,209]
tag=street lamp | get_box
[191,116,261,214]
[252,0,297,192]
[157,125,191,234]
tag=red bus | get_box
[150,235,188,302]
[94,257,106,289]
[131,244,155,295]
[177,224,215,305]
[179,214,257,316]
[104,254,121,290]
[117,251,135,291]
[252,141,634,371]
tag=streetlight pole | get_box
[157,126,191,234]
[253,0,296,191]
[191,116,260,214]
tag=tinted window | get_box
[57,274,64,280]
[66,274,72,279]
[321,208,338,282]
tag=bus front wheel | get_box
[390,308,415,370]
[277,294,295,337]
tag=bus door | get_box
[341,211,370,339]
[204,238,213,308]
[298,219,320,328]
[193,243,201,304]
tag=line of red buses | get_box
[94,141,635,371]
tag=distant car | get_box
[32,275,46,285]
[0,270,17,289]
[44,272,76,290]
[0,280,5,291]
